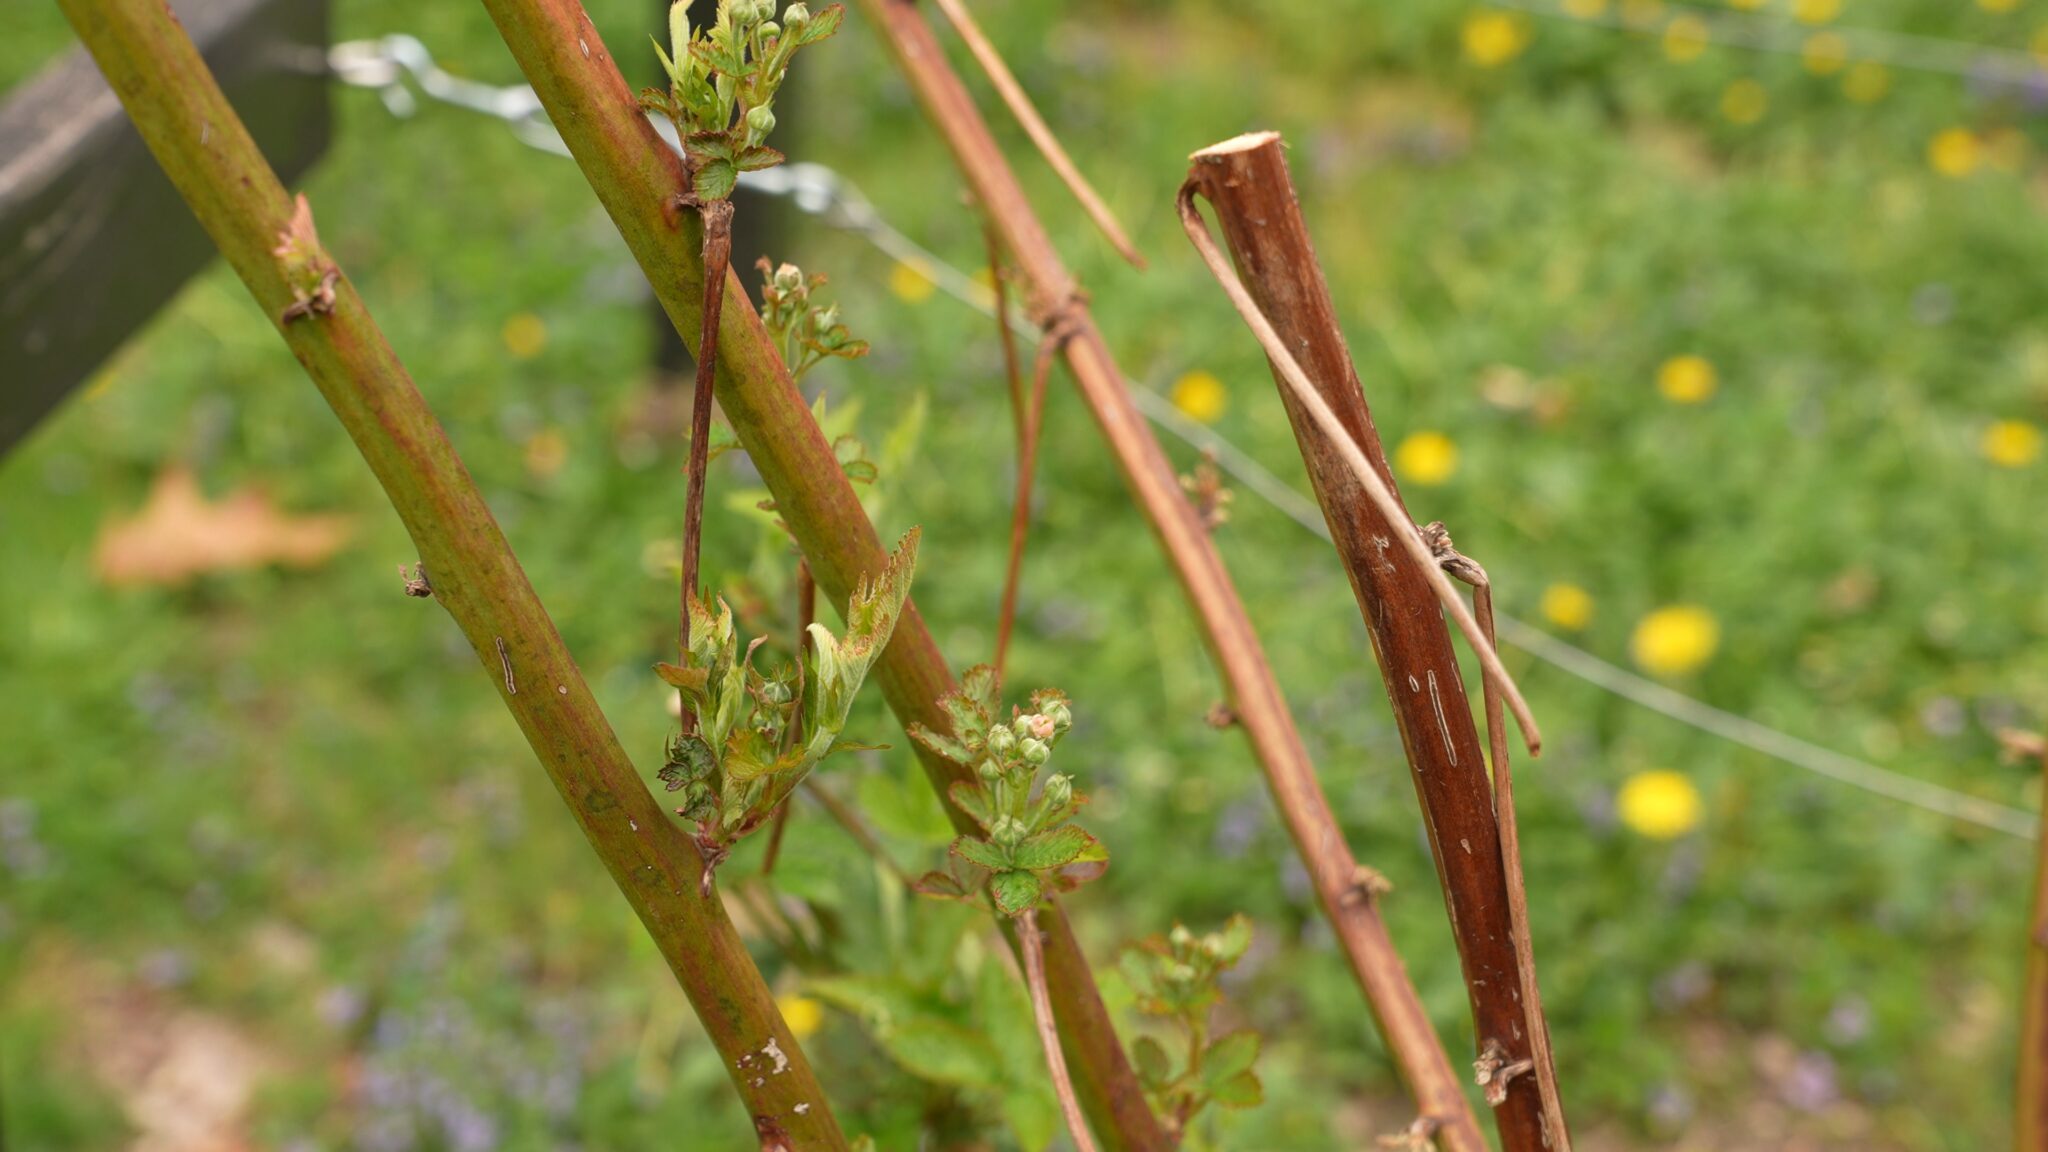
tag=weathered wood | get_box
[1,0,330,451]
[1183,131,1566,1152]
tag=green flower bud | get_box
[773,262,803,293]
[745,104,777,145]
[976,756,1004,783]
[986,724,1017,755]
[815,303,841,332]
[784,2,810,29]
[1042,774,1072,809]
[1169,924,1194,951]
[1019,737,1049,765]
[757,20,779,39]
[760,680,791,705]
[992,816,1027,846]
[1041,698,1072,732]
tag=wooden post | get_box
[1183,131,1566,1152]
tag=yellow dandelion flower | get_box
[1656,355,1718,404]
[1791,0,1840,25]
[1171,370,1228,425]
[1842,61,1891,103]
[1462,11,1532,68]
[1563,0,1608,16]
[1617,770,1703,840]
[1631,604,1721,676]
[1983,420,2044,468]
[1394,430,1460,486]
[1541,583,1596,631]
[523,428,569,480]
[1664,15,1711,61]
[889,261,936,305]
[1980,0,2019,12]
[502,312,548,360]
[1928,128,1980,178]
[1800,32,1849,75]
[1722,79,1768,125]
[778,994,825,1040]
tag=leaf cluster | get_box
[757,258,869,380]
[641,0,844,201]
[908,668,1105,917]
[659,529,919,861]
[1121,916,1263,1136]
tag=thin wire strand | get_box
[326,36,2040,841]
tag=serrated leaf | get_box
[840,528,919,667]
[736,144,787,172]
[654,662,707,691]
[693,157,737,202]
[880,1019,1002,1089]
[1131,1035,1172,1089]
[989,870,1044,917]
[908,722,972,766]
[947,780,998,833]
[1201,1032,1260,1086]
[1208,1069,1263,1109]
[1010,826,1094,871]
[958,664,1002,716]
[799,3,845,43]
[951,836,1010,872]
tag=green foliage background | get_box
[4,0,2046,1147]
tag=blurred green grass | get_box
[5,0,2048,1148]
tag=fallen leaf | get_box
[95,466,354,587]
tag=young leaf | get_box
[1131,1035,1172,1089]
[908,722,973,767]
[693,157,738,202]
[1201,1032,1260,1085]
[654,661,708,691]
[989,869,1044,917]
[947,779,998,832]
[1208,1070,1263,1109]
[951,836,1010,872]
[798,3,845,44]
[1009,826,1095,872]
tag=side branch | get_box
[55,0,846,1144]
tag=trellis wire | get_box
[326,35,2040,841]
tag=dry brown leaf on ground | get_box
[95,466,354,587]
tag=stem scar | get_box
[496,636,516,694]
